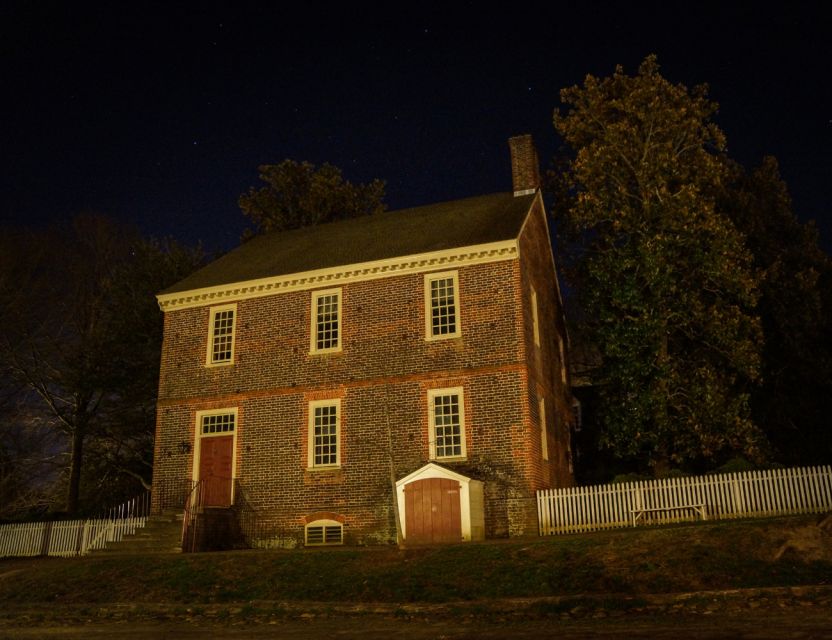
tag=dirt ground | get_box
[3,608,832,640]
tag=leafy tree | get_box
[552,56,764,473]
[0,217,204,514]
[238,159,386,235]
[721,158,832,464]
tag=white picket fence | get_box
[538,465,832,536]
[0,492,150,558]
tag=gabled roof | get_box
[162,192,535,295]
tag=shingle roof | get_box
[162,192,535,295]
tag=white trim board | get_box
[157,240,519,312]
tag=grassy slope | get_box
[0,516,829,606]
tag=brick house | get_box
[151,135,574,546]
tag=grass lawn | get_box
[0,515,829,606]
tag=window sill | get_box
[431,456,468,463]
[205,360,235,368]
[424,333,462,342]
[306,465,341,472]
[308,347,343,356]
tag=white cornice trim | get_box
[157,239,519,311]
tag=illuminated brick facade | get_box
[151,137,574,545]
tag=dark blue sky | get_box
[2,2,829,252]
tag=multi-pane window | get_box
[425,271,461,339]
[429,388,466,459]
[305,520,343,545]
[539,397,549,461]
[207,305,236,365]
[201,412,236,435]
[311,289,341,353]
[308,400,340,468]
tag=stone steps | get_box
[93,512,184,555]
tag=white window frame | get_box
[539,397,549,461]
[205,303,237,367]
[304,519,344,546]
[428,387,467,461]
[191,407,239,501]
[424,270,462,340]
[307,399,341,469]
[309,287,342,354]
[558,335,567,384]
[531,287,540,347]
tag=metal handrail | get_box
[181,480,204,553]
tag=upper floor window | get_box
[308,399,341,468]
[425,271,461,340]
[206,304,236,366]
[531,287,540,347]
[428,387,466,460]
[310,288,341,354]
[558,335,567,384]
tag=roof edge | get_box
[157,239,519,312]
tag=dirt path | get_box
[3,608,832,640]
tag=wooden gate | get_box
[404,477,462,544]
[198,435,233,507]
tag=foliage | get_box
[0,217,204,514]
[552,56,765,472]
[720,158,832,464]
[238,159,386,235]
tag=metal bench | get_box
[630,503,707,527]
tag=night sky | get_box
[2,3,830,252]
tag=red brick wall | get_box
[152,210,572,541]
[517,195,575,491]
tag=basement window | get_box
[305,519,343,546]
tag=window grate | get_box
[305,523,343,545]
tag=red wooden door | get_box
[404,477,462,544]
[198,435,233,507]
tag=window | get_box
[428,387,466,460]
[206,304,236,366]
[558,335,567,384]
[425,271,461,339]
[310,288,341,353]
[201,411,236,435]
[539,397,548,461]
[305,519,343,546]
[531,287,540,347]
[308,399,341,468]
[572,398,582,432]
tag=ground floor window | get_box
[307,399,341,468]
[428,387,466,460]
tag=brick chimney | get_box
[508,134,540,196]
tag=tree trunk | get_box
[652,453,671,478]
[66,427,85,514]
